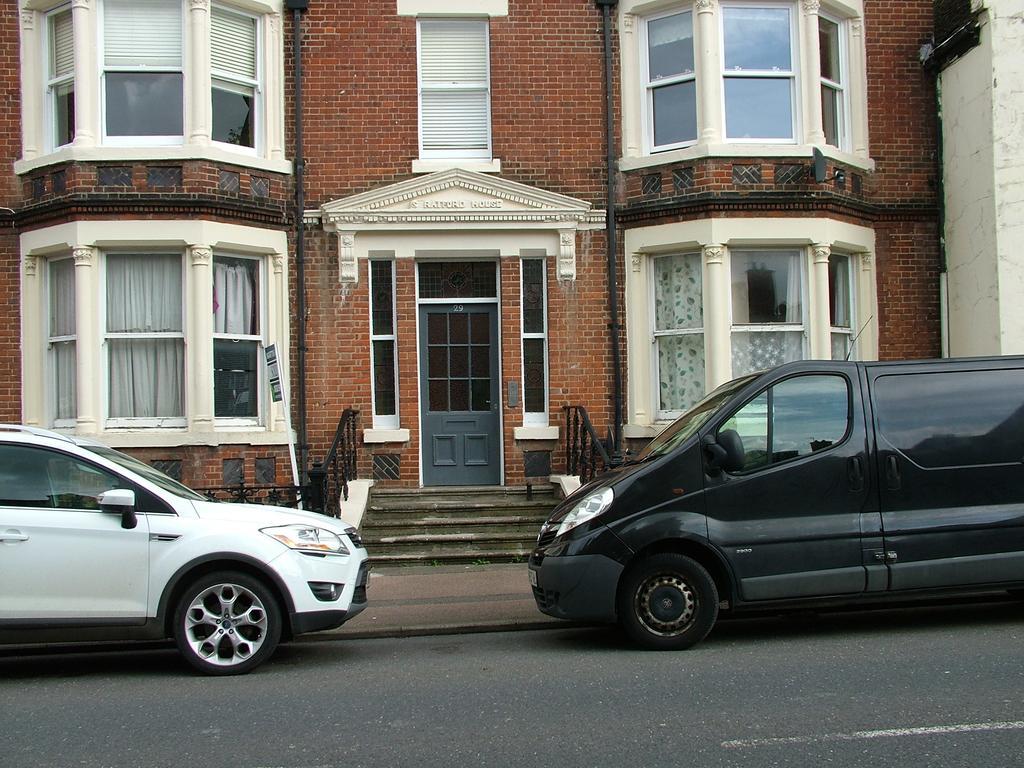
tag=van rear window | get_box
[874,368,1024,468]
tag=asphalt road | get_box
[2,598,1024,768]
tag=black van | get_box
[529,357,1024,650]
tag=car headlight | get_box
[556,487,614,537]
[261,524,350,555]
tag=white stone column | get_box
[810,244,832,358]
[801,0,826,146]
[267,12,285,162]
[188,0,212,146]
[71,0,97,147]
[620,13,643,158]
[20,11,41,160]
[696,0,722,144]
[703,244,731,387]
[189,245,215,429]
[625,249,650,426]
[849,18,869,160]
[73,246,99,433]
[21,255,44,425]
[270,251,288,432]
[857,251,877,359]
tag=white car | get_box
[0,425,369,675]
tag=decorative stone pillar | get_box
[695,0,722,144]
[267,13,285,162]
[188,0,212,146]
[557,230,576,281]
[810,244,832,359]
[21,255,44,425]
[801,0,826,146]
[270,251,288,432]
[189,245,214,429]
[703,244,730,387]
[338,232,358,284]
[20,11,41,159]
[71,0,97,148]
[621,13,643,158]
[849,19,869,159]
[73,246,99,433]
[857,251,877,358]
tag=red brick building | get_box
[4,0,940,495]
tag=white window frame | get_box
[210,3,262,155]
[99,0,185,147]
[641,8,698,154]
[720,3,799,144]
[819,11,850,152]
[417,18,492,160]
[520,258,549,427]
[46,255,77,428]
[728,247,808,377]
[828,251,856,360]
[649,251,705,421]
[45,5,75,152]
[212,252,266,426]
[102,250,187,429]
[369,259,400,430]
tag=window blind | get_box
[419,20,489,154]
[212,6,257,81]
[104,0,182,69]
[51,11,74,79]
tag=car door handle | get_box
[847,456,864,491]
[0,530,30,543]
[885,454,902,491]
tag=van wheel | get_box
[173,571,282,676]
[618,553,718,651]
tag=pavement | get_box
[318,562,568,640]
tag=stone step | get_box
[362,522,545,540]
[362,513,549,528]
[367,547,533,566]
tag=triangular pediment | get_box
[320,168,595,228]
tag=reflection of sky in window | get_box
[725,79,793,139]
[773,376,848,451]
[724,7,791,71]
[648,12,694,78]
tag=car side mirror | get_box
[99,488,138,530]
[703,429,745,474]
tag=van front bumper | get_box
[529,553,623,623]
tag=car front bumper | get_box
[529,552,623,623]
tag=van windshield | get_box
[636,374,758,461]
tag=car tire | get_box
[173,571,282,676]
[617,553,719,651]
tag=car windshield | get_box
[636,374,759,461]
[82,444,208,501]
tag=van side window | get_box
[874,368,1024,468]
[720,375,849,472]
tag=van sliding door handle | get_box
[847,456,864,491]
[885,454,901,490]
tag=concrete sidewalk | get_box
[319,562,565,640]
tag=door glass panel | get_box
[450,313,468,343]
[450,380,469,411]
[771,375,848,461]
[721,392,769,471]
[471,379,490,411]
[470,312,489,343]
[471,346,489,377]
[428,346,448,378]
[450,346,469,377]
[418,262,496,299]
[429,379,448,411]
[428,313,447,344]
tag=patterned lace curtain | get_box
[654,253,705,415]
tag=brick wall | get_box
[0,8,20,423]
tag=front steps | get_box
[359,486,560,566]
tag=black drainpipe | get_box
[596,0,622,459]
[287,0,309,480]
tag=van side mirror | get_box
[99,488,138,530]
[703,429,745,474]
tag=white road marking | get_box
[722,720,1024,749]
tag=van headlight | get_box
[556,487,614,537]
[261,524,350,555]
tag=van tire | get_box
[618,553,718,651]
[173,571,282,675]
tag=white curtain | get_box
[831,255,850,327]
[214,259,256,335]
[784,251,802,323]
[49,259,76,420]
[107,254,183,418]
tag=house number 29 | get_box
[451,304,464,312]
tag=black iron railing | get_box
[306,408,359,517]
[195,484,302,508]
[563,405,615,485]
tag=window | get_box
[521,259,548,425]
[722,5,796,141]
[105,253,185,423]
[720,374,849,472]
[653,252,704,417]
[102,0,184,142]
[417,20,491,159]
[644,10,696,151]
[819,15,847,149]
[48,258,77,425]
[370,260,398,428]
[211,5,259,149]
[829,252,854,360]
[730,250,805,377]
[47,7,75,149]
[213,254,262,420]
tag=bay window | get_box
[211,5,259,149]
[652,252,705,417]
[722,5,796,141]
[819,15,847,149]
[105,253,185,423]
[730,250,805,377]
[644,10,697,151]
[102,0,184,142]
[521,258,548,425]
[828,252,855,360]
[47,7,75,149]
[213,254,262,420]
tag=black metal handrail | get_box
[194,483,302,508]
[563,405,614,485]
[307,408,359,517]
